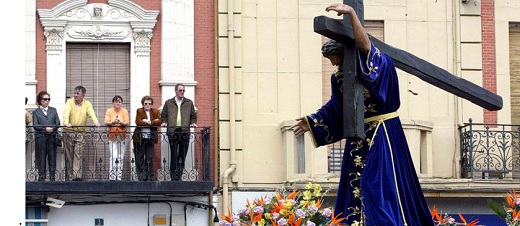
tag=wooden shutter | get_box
[66,43,131,177]
[510,24,520,125]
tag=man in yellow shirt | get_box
[63,86,100,181]
[103,95,129,180]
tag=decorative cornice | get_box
[37,0,158,52]
[108,0,159,21]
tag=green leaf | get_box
[487,199,506,219]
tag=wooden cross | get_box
[315,0,502,140]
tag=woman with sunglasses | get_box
[33,91,61,181]
[132,95,162,181]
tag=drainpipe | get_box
[222,0,237,215]
[210,0,219,224]
[452,0,463,178]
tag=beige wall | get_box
[217,0,518,189]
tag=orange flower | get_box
[431,205,442,223]
[330,208,346,225]
[316,198,323,209]
[458,212,479,226]
[288,213,302,226]
[513,209,520,222]
[286,190,300,200]
[221,209,233,223]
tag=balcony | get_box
[460,119,520,180]
[25,126,213,205]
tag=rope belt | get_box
[364,111,408,226]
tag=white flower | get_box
[448,217,455,224]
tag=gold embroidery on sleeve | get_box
[309,115,333,143]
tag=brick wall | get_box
[193,0,216,178]
[481,0,497,124]
[194,0,215,129]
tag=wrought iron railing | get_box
[25,125,211,182]
[459,119,520,179]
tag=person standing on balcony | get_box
[104,95,129,181]
[132,95,162,181]
[25,97,34,171]
[161,84,197,181]
[290,3,434,225]
[63,85,100,181]
[33,91,60,181]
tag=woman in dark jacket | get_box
[33,91,60,181]
[132,96,162,181]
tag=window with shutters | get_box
[322,21,384,173]
[66,43,131,177]
[509,23,520,178]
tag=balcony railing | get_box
[460,119,520,179]
[25,125,211,182]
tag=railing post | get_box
[468,118,474,179]
[202,127,211,181]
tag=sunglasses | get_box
[42,98,51,101]
[144,103,152,105]
[177,89,185,92]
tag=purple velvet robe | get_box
[305,44,433,225]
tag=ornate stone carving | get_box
[63,5,135,21]
[93,4,103,18]
[68,25,129,40]
[133,30,153,55]
[44,29,64,52]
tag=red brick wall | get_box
[35,0,64,94]
[481,0,497,124]
[193,0,216,181]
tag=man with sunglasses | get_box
[161,83,197,181]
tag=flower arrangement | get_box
[430,205,479,226]
[488,189,520,226]
[219,182,345,226]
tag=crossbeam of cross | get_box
[314,1,502,139]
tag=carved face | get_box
[94,7,102,17]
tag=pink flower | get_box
[308,205,318,214]
[306,221,316,226]
[322,208,332,218]
[253,206,264,214]
[277,218,288,226]
[295,209,306,218]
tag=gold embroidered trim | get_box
[362,46,381,76]
[364,111,398,123]
[366,111,408,226]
